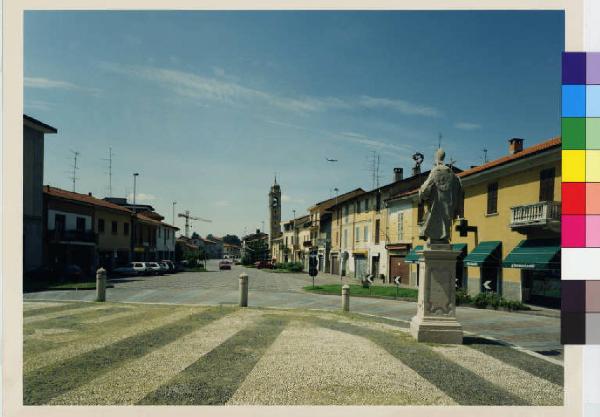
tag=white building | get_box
[156,223,179,261]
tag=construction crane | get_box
[178,210,211,237]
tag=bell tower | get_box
[269,175,282,248]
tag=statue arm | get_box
[419,174,434,202]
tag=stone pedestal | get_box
[410,244,463,344]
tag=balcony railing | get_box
[47,229,97,243]
[510,201,561,230]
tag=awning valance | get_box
[405,245,423,263]
[463,241,502,267]
[502,239,560,270]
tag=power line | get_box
[69,150,80,192]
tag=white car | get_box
[146,262,163,275]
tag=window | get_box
[111,221,118,234]
[55,214,66,233]
[376,192,381,212]
[397,212,404,241]
[539,168,555,202]
[364,198,369,212]
[76,217,86,232]
[375,219,380,244]
[364,225,369,242]
[355,227,360,242]
[417,202,425,224]
[124,222,130,235]
[98,218,105,233]
[356,201,361,214]
[344,205,349,223]
[487,182,498,214]
[158,227,161,238]
[343,229,348,247]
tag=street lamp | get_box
[132,173,139,212]
[292,209,296,262]
[172,201,177,226]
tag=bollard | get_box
[96,267,107,302]
[342,284,350,312]
[239,273,248,307]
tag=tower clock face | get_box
[272,197,279,207]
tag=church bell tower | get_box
[269,176,282,248]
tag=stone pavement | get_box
[23,261,562,359]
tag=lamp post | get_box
[172,201,177,226]
[292,209,296,262]
[132,173,139,212]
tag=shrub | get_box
[455,288,471,306]
[287,262,303,272]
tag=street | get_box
[24,260,562,358]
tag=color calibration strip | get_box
[561,52,600,344]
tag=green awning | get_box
[502,239,560,270]
[463,241,501,267]
[452,243,467,255]
[405,245,423,263]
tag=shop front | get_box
[463,241,502,294]
[502,239,560,308]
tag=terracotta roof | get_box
[223,243,241,248]
[44,186,132,214]
[136,212,163,226]
[458,136,561,179]
[309,188,366,211]
[385,136,561,202]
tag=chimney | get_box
[509,138,524,154]
[393,167,403,182]
[256,228,260,234]
[88,192,92,196]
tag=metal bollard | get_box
[239,273,248,307]
[96,267,107,302]
[342,284,350,312]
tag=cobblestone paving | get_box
[24,260,561,358]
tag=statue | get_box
[418,148,462,244]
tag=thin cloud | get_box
[101,62,441,117]
[214,200,231,207]
[454,122,481,131]
[337,131,413,153]
[25,99,53,111]
[127,193,156,202]
[24,76,101,95]
[282,194,306,204]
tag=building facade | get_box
[23,115,57,273]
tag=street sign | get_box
[394,276,401,285]
[483,280,492,290]
[308,252,318,278]
[366,274,374,284]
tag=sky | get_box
[24,11,564,237]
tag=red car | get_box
[254,260,274,269]
[219,260,232,270]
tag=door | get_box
[389,255,410,285]
[371,256,380,279]
[331,255,339,275]
[355,256,367,280]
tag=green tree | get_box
[222,234,241,246]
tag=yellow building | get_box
[96,204,134,269]
[401,137,561,307]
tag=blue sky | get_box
[24,11,564,237]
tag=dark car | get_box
[254,260,274,269]
[219,260,232,270]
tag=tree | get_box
[191,232,200,240]
[222,234,241,246]
[241,238,269,265]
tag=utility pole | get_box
[102,147,114,197]
[69,150,80,192]
[132,173,139,212]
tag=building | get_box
[402,137,561,307]
[329,166,451,281]
[241,229,269,262]
[307,188,365,273]
[176,236,200,261]
[43,186,133,276]
[156,222,179,261]
[269,178,282,248]
[23,115,57,273]
[223,242,241,259]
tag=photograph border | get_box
[3,1,585,416]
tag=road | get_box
[24,260,562,358]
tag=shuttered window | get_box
[539,168,556,202]
[375,219,380,244]
[487,182,498,214]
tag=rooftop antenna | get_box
[483,148,488,164]
[369,151,381,189]
[102,147,114,197]
[69,150,80,192]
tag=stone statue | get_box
[418,148,462,243]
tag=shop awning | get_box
[463,241,501,267]
[405,245,423,263]
[452,243,467,255]
[502,239,560,270]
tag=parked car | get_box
[158,261,171,274]
[62,264,84,281]
[146,262,163,275]
[113,263,140,277]
[161,260,176,273]
[219,259,232,270]
[254,260,274,269]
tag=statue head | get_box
[435,148,446,165]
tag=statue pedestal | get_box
[410,244,463,344]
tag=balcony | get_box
[509,201,561,233]
[47,229,97,245]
